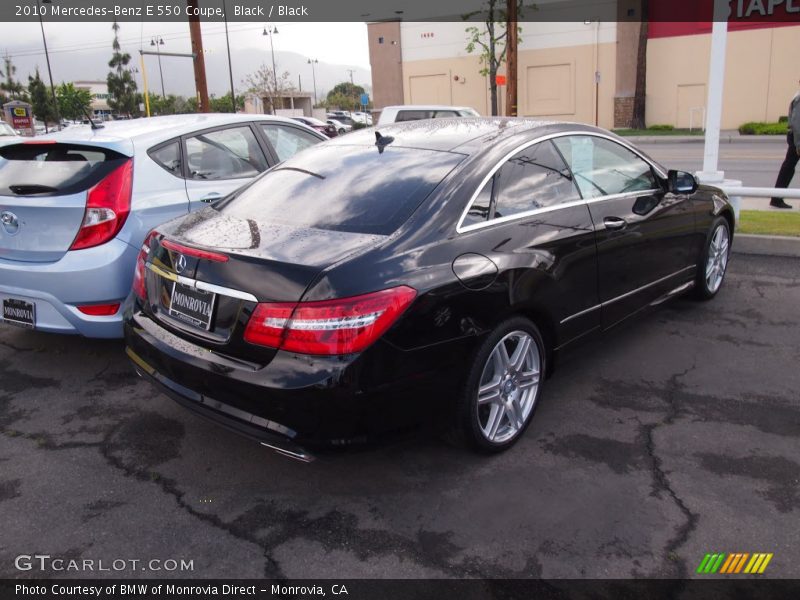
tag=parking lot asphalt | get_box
[1,254,798,580]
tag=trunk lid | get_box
[0,142,130,262]
[143,208,385,357]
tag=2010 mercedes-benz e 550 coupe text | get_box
[0,114,325,337]
[124,118,734,458]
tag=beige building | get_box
[73,81,112,119]
[368,17,800,130]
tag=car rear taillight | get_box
[161,239,229,262]
[70,158,133,250]
[77,303,120,316]
[244,286,417,355]
[133,230,158,301]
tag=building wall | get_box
[646,25,800,129]
[377,20,800,131]
[367,22,404,110]
[398,22,619,128]
[74,81,111,115]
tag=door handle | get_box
[603,216,627,231]
[199,193,222,203]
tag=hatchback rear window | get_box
[217,145,463,235]
[0,143,128,196]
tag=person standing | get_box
[770,80,800,209]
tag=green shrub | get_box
[739,122,757,135]
[778,115,788,123]
[647,124,674,131]
[739,121,787,135]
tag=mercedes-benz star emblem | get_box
[175,254,187,274]
[1,211,20,236]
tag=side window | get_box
[432,110,458,119]
[185,126,268,181]
[462,177,493,228]
[553,135,657,199]
[260,124,321,163]
[149,140,182,177]
[396,110,433,122]
[492,141,580,219]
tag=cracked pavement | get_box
[0,254,798,579]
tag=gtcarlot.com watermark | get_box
[15,554,194,573]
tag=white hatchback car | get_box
[0,113,325,338]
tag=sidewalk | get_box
[625,130,782,144]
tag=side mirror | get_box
[668,170,698,194]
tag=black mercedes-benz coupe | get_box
[124,118,734,459]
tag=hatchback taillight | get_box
[133,230,157,301]
[244,286,417,355]
[70,158,133,250]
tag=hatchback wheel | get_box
[695,217,730,300]
[456,317,545,453]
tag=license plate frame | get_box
[167,282,216,331]
[2,298,36,329]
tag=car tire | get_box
[338,128,345,135]
[453,316,546,453]
[694,216,731,301]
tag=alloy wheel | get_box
[476,330,541,444]
[705,223,729,293]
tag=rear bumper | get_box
[0,238,138,338]
[124,305,472,447]
[128,346,315,462]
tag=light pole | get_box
[346,69,356,112]
[307,59,318,106]
[262,26,279,114]
[150,37,166,98]
[37,0,60,127]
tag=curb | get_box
[624,135,782,144]
[732,233,800,258]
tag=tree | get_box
[209,92,245,113]
[106,20,138,117]
[1,55,27,101]
[324,82,366,111]
[242,64,295,114]
[28,69,57,131]
[463,0,528,116]
[56,82,93,121]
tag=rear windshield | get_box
[0,143,127,196]
[216,144,463,235]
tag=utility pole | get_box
[506,0,518,117]
[223,0,237,112]
[307,59,318,106]
[36,0,60,127]
[187,0,209,112]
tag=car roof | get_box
[382,105,476,112]
[30,113,302,155]
[328,117,607,154]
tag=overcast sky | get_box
[0,21,372,98]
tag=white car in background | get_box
[376,105,481,126]
[326,119,352,135]
[0,121,22,146]
[351,112,373,126]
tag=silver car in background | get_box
[0,113,325,338]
